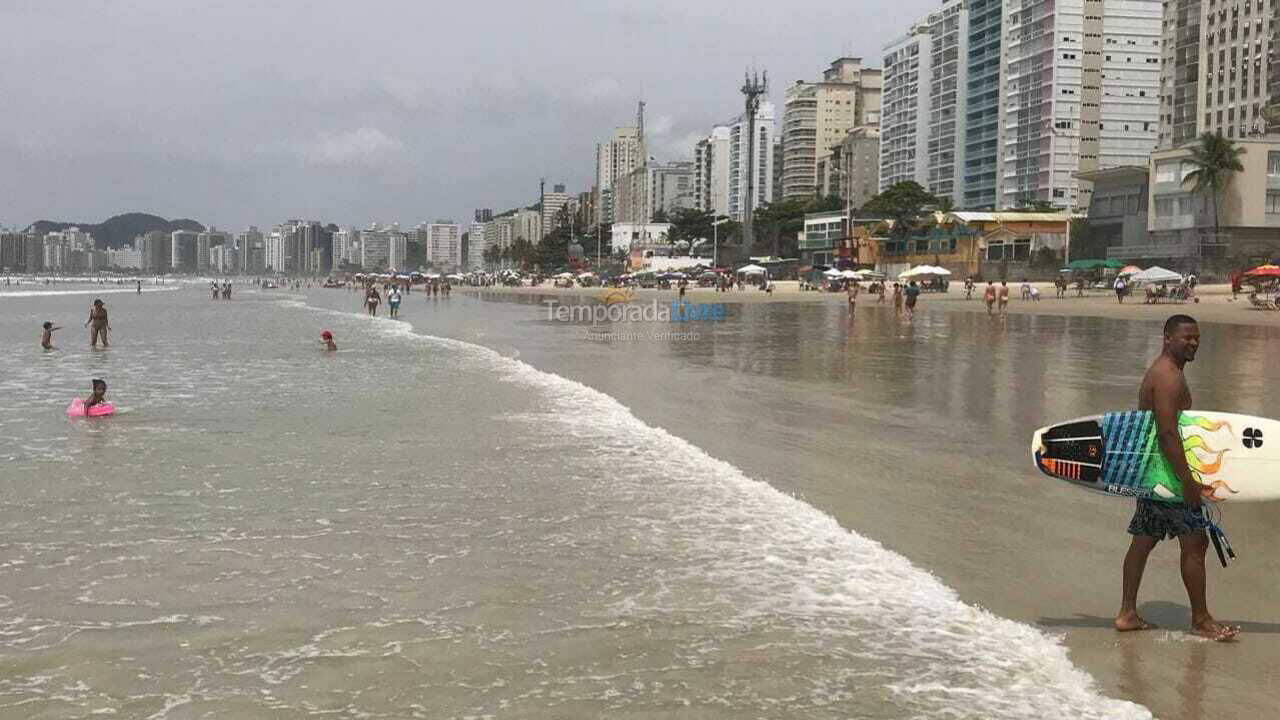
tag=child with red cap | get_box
[320,330,337,351]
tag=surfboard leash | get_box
[1201,506,1235,568]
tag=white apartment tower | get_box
[595,127,644,223]
[881,0,969,206]
[728,101,776,221]
[694,126,732,218]
[1000,0,1162,210]
[425,222,461,269]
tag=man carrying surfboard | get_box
[1116,314,1240,641]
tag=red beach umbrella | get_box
[1242,264,1280,278]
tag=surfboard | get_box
[1031,411,1280,504]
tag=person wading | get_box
[1115,314,1240,641]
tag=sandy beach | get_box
[453,282,1280,720]
[464,281,1280,328]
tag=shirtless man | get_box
[1116,315,1240,641]
[86,299,109,347]
[983,281,996,315]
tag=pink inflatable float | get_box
[66,398,115,417]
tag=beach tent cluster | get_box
[898,265,952,279]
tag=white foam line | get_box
[0,287,182,298]
[290,298,1152,720]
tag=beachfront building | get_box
[41,227,96,272]
[171,230,198,272]
[615,162,695,224]
[425,222,461,269]
[0,231,30,271]
[1000,0,1162,211]
[861,211,1069,278]
[799,210,852,268]
[138,230,169,272]
[1146,137,1280,267]
[595,126,644,224]
[107,246,142,270]
[331,227,357,268]
[465,224,488,269]
[963,0,1003,209]
[197,229,231,273]
[1074,166,1151,261]
[781,57,883,200]
[693,126,731,218]
[209,244,236,274]
[880,0,968,207]
[358,223,407,271]
[610,222,671,254]
[236,227,264,274]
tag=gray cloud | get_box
[0,0,935,230]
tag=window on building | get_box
[1267,191,1280,214]
[1155,161,1181,183]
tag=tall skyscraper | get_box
[425,222,461,268]
[594,126,644,223]
[728,101,776,220]
[236,227,264,273]
[963,0,1003,209]
[880,0,969,206]
[694,125,732,218]
[170,230,198,272]
[781,57,883,200]
[1000,0,1161,210]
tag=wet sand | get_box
[443,289,1280,720]
[466,282,1280,328]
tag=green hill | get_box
[26,212,206,250]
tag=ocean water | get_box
[7,282,1272,718]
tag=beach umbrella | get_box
[840,269,861,279]
[1242,263,1280,278]
[1119,265,1142,275]
[823,268,844,277]
[929,266,952,276]
[737,264,767,275]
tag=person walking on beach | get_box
[998,281,1010,315]
[876,279,886,304]
[904,280,920,320]
[892,282,903,314]
[388,287,402,318]
[1114,275,1127,304]
[846,279,859,314]
[1020,279,1031,301]
[136,280,142,295]
[86,299,109,347]
[41,321,61,350]
[365,287,381,317]
[1116,315,1240,642]
[678,277,687,302]
[983,281,996,315]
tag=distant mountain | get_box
[26,212,206,250]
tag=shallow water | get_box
[1,283,1275,718]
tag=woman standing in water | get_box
[85,299,109,347]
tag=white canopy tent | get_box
[823,268,845,278]
[737,264,767,275]
[898,265,951,279]
[1131,266,1183,284]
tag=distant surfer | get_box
[86,299,109,347]
[1116,314,1240,641]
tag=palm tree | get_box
[1182,132,1245,237]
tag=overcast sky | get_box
[1,0,934,231]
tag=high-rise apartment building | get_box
[1000,0,1161,210]
[728,101,776,220]
[170,230,199,272]
[694,126,732,218]
[1159,0,1280,147]
[358,223,406,270]
[466,224,488,269]
[964,0,1003,208]
[881,0,969,206]
[474,208,494,223]
[541,184,575,233]
[1,231,28,270]
[615,162,694,224]
[425,222,461,268]
[595,127,644,223]
[781,57,883,200]
[236,227,264,273]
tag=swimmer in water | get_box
[41,321,61,350]
[320,330,337,351]
[84,378,107,413]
